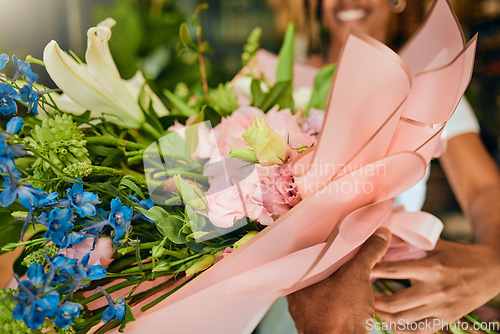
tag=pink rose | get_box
[265,108,303,141]
[213,106,264,155]
[302,108,325,136]
[206,166,273,227]
[59,237,114,268]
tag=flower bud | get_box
[234,231,258,249]
[228,147,258,163]
[242,116,291,166]
[185,254,215,276]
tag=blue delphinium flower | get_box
[49,254,78,284]
[60,231,89,249]
[0,116,26,158]
[67,180,101,217]
[19,84,39,115]
[12,264,60,329]
[129,194,154,223]
[0,176,45,210]
[109,198,133,243]
[97,286,126,324]
[40,208,74,246]
[54,301,83,329]
[12,55,38,84]
[77,253,106,282]
[80,208,109,249]
[65,253,106,295]
[0,53,8,70]
[0,83,21,115]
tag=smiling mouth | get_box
[335,9,368,22]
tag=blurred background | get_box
[0,0,498,260]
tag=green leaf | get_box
[179,23,195,49]
[251,79,265,107]
[173,175,207,211]
[152,260,171,272]
[139,206,170,223]
[307,64,336,112]
[0,212,23,254]
[156,216,187,244]
[199,41,214,54]
[259,80,293,112]
[118,304,136,332]
[184,123,200,159]
[119,176,146,200]
[70,110,92,124]
[276,23,295,83]
[163,89,198,117]
[192,3,209,27]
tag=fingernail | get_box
[374,228,390,241]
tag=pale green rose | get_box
[242,116,291,166]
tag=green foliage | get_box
[0,211,24,255]
[21,243,58,267]
[251,79,293,112]
[118,304,136,332]
[242,27,262,67]
[275,23,295,83]
[27,114,90,192]
[307,64,336,112]
[94,0,199,92]
[208,83,240,117]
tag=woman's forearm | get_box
[440,133,500,246]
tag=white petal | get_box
[43,40,144,128]
[85,26,144,124]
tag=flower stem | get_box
[139,275,196,312]
[85,136,146,150]
[141,123,163,140]
[117,241,162,255]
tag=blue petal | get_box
[102,306,115,323]
[121,206,134,221]
[113,225,126,243]
[82,191,100,203]
[6,116,23,134]
[12,303,24,320]
[0,54,8,70]
[0,185,17,207]
[27,263,44,285]
[75,202,96,217]
[129,194,139,203]
[87,264,106,280]
[18,186,38,209]
[110,197,122,213]
[114,301,126,321]
[72,182,83,195]
[81,253,91,267]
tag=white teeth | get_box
[336,9,367,22]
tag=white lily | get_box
[43,18,167,128]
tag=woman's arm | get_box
[440,132,500,247]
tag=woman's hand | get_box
[372,239,500,334]
[287,228,391,334]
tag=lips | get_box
[335,9,368,22]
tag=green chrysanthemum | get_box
[208,83,239,117]
[21,244,59,267]
[27,114,90,190]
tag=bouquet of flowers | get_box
[0,0,490,333]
